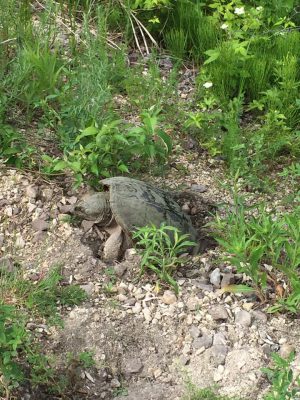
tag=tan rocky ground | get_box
[0,147,299,399]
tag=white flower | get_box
[221,23,228,30]
[256,6,263,11]
[203,82,213,89]
[234,6,245,15]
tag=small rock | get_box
[28,203,36,213]
[153,368,162,378]
[213,365,224,382]
[15,235,25,249]
[26,185,38,199]
[81,220,95,232]
[221,272,235,288]
[123,357,143,375]
[279,344,295,359]
[32,219,49,232]
[189,325,200,339]
[162,290,177,305]
[0,235,4,247]
[58,204,74,214]
[143,307,152,322]
[80,283,94,296]
[193,334,213,350]
[110,378,121,388]
[242,302,254,311]
[186,297,199,311]
[213,333,227,346]
[210,268,221,287]
[252,310,267,323]
[179,355,190,366]
[67,196,77,205]
[132,302,142,314]
[41,188,53,201]
[117,294,127,302]
[182,203,190,213]
[113,264,127,277]
[211,344,228,365]
[235,310,252,327]
[191,184,207,193]
[195,281,214,292]
[32,231,47,243]
[208,305,229,321]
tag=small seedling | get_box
[133,223,196,293]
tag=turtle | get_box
[74,176,198,262]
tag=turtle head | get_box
[74,192,112,224]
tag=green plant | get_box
[262,352,300,400]
[45,108,172,187]
[182,381,240,400]
[0,124,36,167]
[209,184,300,308]
[164,28,187,60]
[133,223,196,293]
[0,267,89,396]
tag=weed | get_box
[0,125,36,168]
[182,381,240,399]
[164,28,187,60]
[209,185,300,309]
[262,352,300,400]
[133,223,196,293]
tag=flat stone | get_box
[210,268,221,287]
[211,344,228,365]
[213,332,227,346]
[208,305,229,320]
[58,204,74,213]
[191,184,208,193]
[123,357,143,375]
[80,283,94,296]
[32,219,49,231]
[193,334,213,350]
[195,281,213,292]
[235,310,252,327]
[162,290,177,305]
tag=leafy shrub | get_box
[44,109,172,187]
[133,223,196,293]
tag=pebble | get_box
[143,308,152,322]
[80,283,94,296]
[32,219,49,232]
[279,343,295,359]
[189,325,200,339]
[235,310,252,327]
[208,305,229,321]
[26,185,38,199]
[193,334,213,350]
[210,268,221,287]
[191,184,208,193]
[123,357,143,374]
[162,290,177,305]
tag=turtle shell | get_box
[100,177,197,241]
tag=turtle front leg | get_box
[102,224,123,262]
